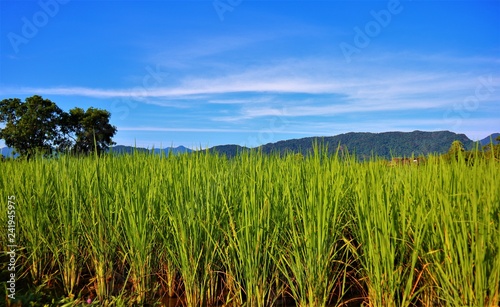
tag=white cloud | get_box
[2,53,498,125]
[117,126,314,135]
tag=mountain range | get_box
[1,131,499,160]
[109,145,192,155]
[209,130,499,159]
[478,133,500,146]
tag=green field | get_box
[1,149,499,306]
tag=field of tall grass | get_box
[1,148,499,306]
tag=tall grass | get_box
[82,154,124,303]
[50,157,85,298]
[9,158,59,289]
[115,152,159,304]
[424,155,500,306]
[349,159,430,307]
[220,151,285,307]
[0,148,498,306]
[159,151,226,307]
[280,148,349,307]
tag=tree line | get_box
[0,95,116,158]
[444,138,500,163]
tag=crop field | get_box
[1,148,499,306]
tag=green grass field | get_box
[1,149,499,306]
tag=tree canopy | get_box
[60,107,117,155]
[0,95,117,158]
[448,140,465,154]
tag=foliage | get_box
[61,107,117,154]
[0,95,63,158]
[0,95,116,157]
[440,138,500,163]
[448,140,465,154]
[210,131,477,160]
[480,135,500,161]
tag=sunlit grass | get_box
[0,148,498,306]
[279,147,350,307]
[423,155,500,306]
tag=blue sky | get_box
[1,0,499,149]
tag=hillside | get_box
[210,130,477,159]
[208,144,250,158]
[2,131,497,160]
[479,133,500,146]
[109,145,192,155]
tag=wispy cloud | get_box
[6,64,496,100]
[207,96,276,105]
[2,54,498,122]
[118,126,314,135]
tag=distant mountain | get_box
[153,146,192,155]
[210,130,477,160]
[208,144,250,158]
[0,145,192,157]
[478,133,500,146]
[109,145,149,154]
[109,145,193,155]
[2,131,498,160]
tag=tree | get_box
[62,107,117,155]
[484,135,500,161]
[0,96,117,158]
[444,140,465,162]
[448,140,465,154]
[0,96,63,158]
